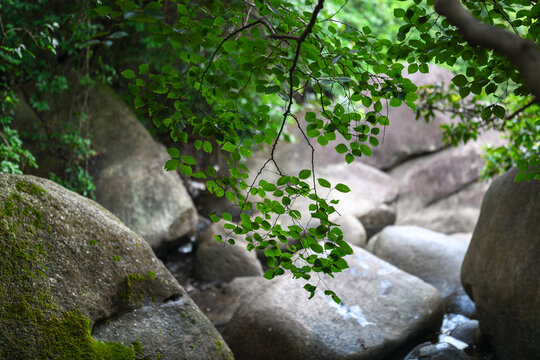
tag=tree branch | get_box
[270,0,326,163]
[434,0,540,105]
[192,19,263,107]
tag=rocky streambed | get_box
[4,65,539,359]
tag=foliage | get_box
[0,1,102,196]
[2,0,539,301]
[88,0,539,301]
[0,90,37,174]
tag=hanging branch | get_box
[434,0,540,105]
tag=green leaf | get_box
[335,143,348,154]
[492,105,505,119]
[335,183,351,193]
[164,159,179,171]
[182,155,196,165]
[167,148,180,158]
[222,142,237,152]
[222,212,233,222]
[203,141,213,154]
[121,69,136,79]
[452,74,468,87]
[239,146,251,157]
[318,178,331,188]
[389,98,402,107]
[134,96,145,109]
[360,144,372,156]
[407,63,418,74]
[299,169,311,179]
[517,159,530,172]
[310,243,323,253]
[394,8,405,18]
[267,256,278,268]
[138,63,149,75]
[263,269,275,280]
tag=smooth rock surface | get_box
[461,168,540,360]
[191,276,268,331]
[223,245,444,360]
[450,320,479,349]
[367,226,474,316]
[88,85,197,250]
[417,342,469,360]
[398,181,490,234]
[195,221,263,282]
[0,174,231,359]
[93,298,233,359]
[391,131,503,217]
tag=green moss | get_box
[89,239,98,246]
[147,270,156,280]
[131,341,144,358]
[123,273,148,304]
[15,180,46,197]
[112,255,121,262]
[0,179,135,359]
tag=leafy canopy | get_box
[1,0,539,301]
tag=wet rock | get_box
[450,320,479,349]
[223,245,443,360]
[0,174,231,359]
[367,226,475,316]
[461,168,540,360]
[194,221,263,282]
[416,342,469,360]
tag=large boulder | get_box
[461,168,540,360]
[267,64,455,171]
[390,130,503,217]
[367,226,475,316]
[0,174,232,359]
[359,64,457,170]
[397,181,490,234]
[87,85,197,250]
[14,84,198,250]
[223,245,444,360]
[190,277,269,331]
[194,221,263,282]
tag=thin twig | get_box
[192,19,263,107]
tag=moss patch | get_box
[122,272,155,305]
[0,178,136,359]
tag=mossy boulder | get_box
[0,174,232,359]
